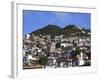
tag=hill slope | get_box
[30,24,90,38]
[31,24,62,38]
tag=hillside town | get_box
[23,31,91,69]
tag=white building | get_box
[26,34,31,39]
[78,52,85,66]
[61,43,73,48]
[50,42,56,52]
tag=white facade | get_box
[61,43,73,47]
[26,34,31,39]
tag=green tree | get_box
[75,48,81,55]
[38,55,48,68]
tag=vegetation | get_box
[74,48,81,55]
[30,24,91,38]
[38,55,48,68]
[31,24,61,38]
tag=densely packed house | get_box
[23,33,91,69]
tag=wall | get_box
[0,0,99,80]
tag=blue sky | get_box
[23,10,91,34]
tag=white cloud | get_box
[51,12,71,23]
